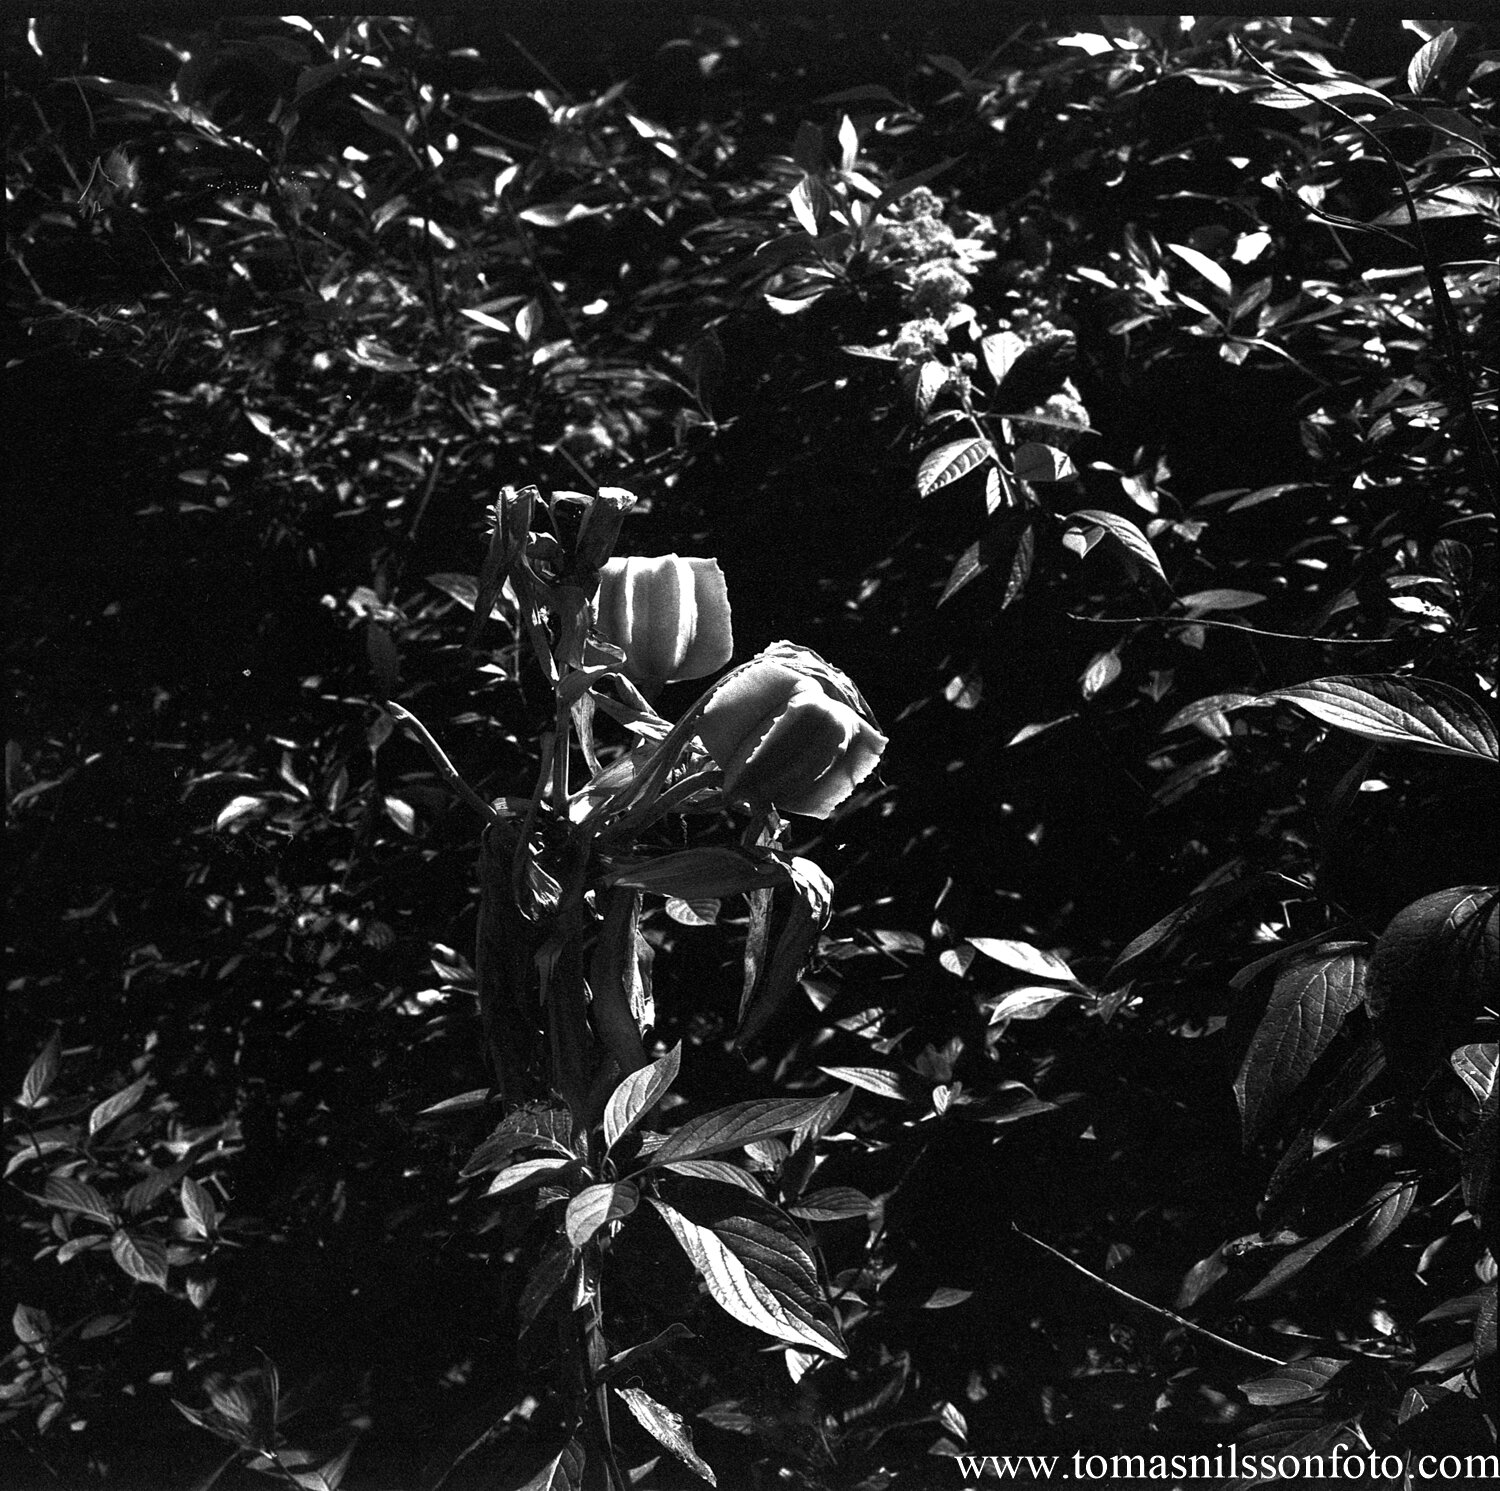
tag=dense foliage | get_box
[5,13,1496,1490]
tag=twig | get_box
[1065,613,1392,644]
[1013,1224,1285,1367]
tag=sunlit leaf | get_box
[917,438,993,497]
[564,1182,638,1248]
[614,1386,717,1485]
[604,1043,680,1151]
[966,938,1075,982]
[1266,675,1497,763]
[648,1096,837,1167]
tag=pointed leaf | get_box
[180,1177,218,1239]
[462,1106,573,1176]
[1239,1356,1347,1406]
[1063,509,1167,585]
[1235,949,1367,1140]
[788,1187,874,1221]
[1407,28,1456,95]
[937,542,986,606]
[605,1043,680,1151]
[516,1441,586,1491]
[518,1241,576,1331]
[18,1033,60,1108]
[986,986,1082,1022]
[564,1182,638,1248]
[649,1097,838,1167]
[13,1303,50,1345]
[980,331,1026,388]
[1013,443,1076,483]
[1452,1044,1498,1104]
[651,1183,846,1357]
[215,794,269,831]
[917,438,993,498]
[614,1387,717,1485]
[966,938,1075,982]
[88,1077,149,1136]
[110,1230,169,1289]
[417,1088,491,1117]
[1265,675,1497,763]
[43,1177,116,1225]
[486,1157,574,1196]
[662,1160,765,1194]
[815,1066,909,1100]
[1166,242,1232,296]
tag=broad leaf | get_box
[816,1066,909,1100]
[1013,442,1075,484]
[937,541,986,606]
[417,1088,490,1117]
[649,1097,837,1167]
[662,1160,765,1194]
[1239,1356,1347,1406]
[88,1077,149,1136]
[1407,28,1456,95]
[461,1106,573,1176]
[518,1241,575,1331]
[614,1386,717,1485]
[1265,675,1497,763]
[1178,589,1266,613]
[13,1302,50,1344]
[917,438,992,497]
[788,1187,874,1221]
[18,1033,60,1109]
[966,937,1075,982]
[1062,509,1167,585]
[110,1229,169,1289]
[986,986,1082,1022]
[486,1157,574,1196]
[564,1182,638,1248]
[43,1176,115,1225]
[651,1183,846,1357]
[516,1441,586,1491]
[604,1042,680,1151]
[180,1177,218,1238]
[1452,1043,1498,1104]
[1236,949,1366,1140]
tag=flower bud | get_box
[696,646,887,819]
[593,556,733,688]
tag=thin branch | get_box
[1065,613,1393,645]
[1013,1225,1285,1368]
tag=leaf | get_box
[665,897,720,927]
[486,1157,574,1196]
[1002,526,1035,608]
[966,938,1075,982]
[518,1242,575,1332]
[604,1042,680,1151]
[614,1387,717,1485]
[940,946,975,977]
[816,1066,909,1100]
[1239,1356,1347,1406]
[663,1160,765,1194]
[1161,692,1266,736]
[1062,509,1167,585]
[1013,443,1075,483]
[110,1230,169,1289]
[1080,648,1121,700]
[180,1177,218,1239]
[917,438,993,497]
[1452,1043,1498,1104]
[651,1184,846,1357]
[1355,1177,1417,1258]
[649,1097,838,1168]
[1242,1182,1406,1301]
[461,1105,573,1176]
[215,794,269,831]
[1235,949,1367,1140]
[43,1176,115,1225]
[1106,871,1279,985]
[922,1287,973,1309]
[980,331,1027,387]
[564,1183,638,1248]
[516,1441,587,1491]
[417,1088,491,1118]
[88,1077,149,1136]
[1265,675,1497,763]
[1166,242,1232,296]
[607,848,787,898]
[1407,28,1456,95]
[1179,589,1266,613]
[597,1323,696,1383]
[937,541,986,606]
[382,795,417,834]
[13,1303,50,1345]
[986,986,1082,1022]
[18,1033,60,1108]
[788,1187,874,1221]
